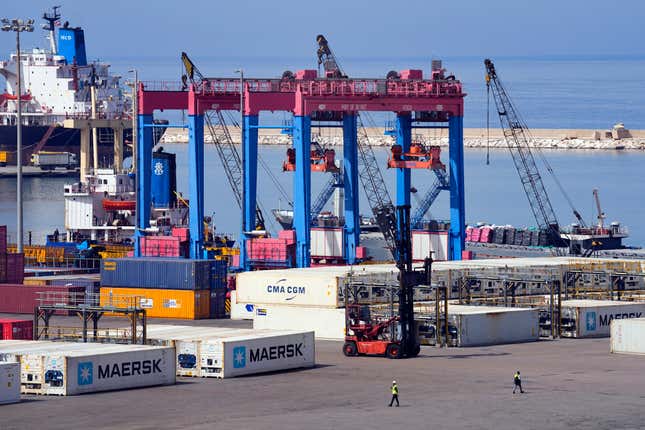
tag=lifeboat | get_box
[102,199,136,211]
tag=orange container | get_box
[99,287,210,319]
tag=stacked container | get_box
[0,226,25,284]
[100,258,228,319]
[245,238,295,268]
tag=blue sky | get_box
[1,0,644,62]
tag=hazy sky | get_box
[1,0,643,63]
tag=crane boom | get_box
[484,59,561,243]
[181,52,266,230]
[593,188,605,229]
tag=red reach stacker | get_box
[342,205,432,359]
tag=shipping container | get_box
[0,253,6,283]
[0,284,86,314]
[310,228,343,258]
[0,225,7,255]
[558,300,645,338]
[200,330,315,378]
[99,287,211,319]
[419,305,540,347]
[101,258,213,290]
[0,341,175,395]
[0,362,20,404]
[412,231,449,261]
[5,253,24,284]
[253,305,346,340]
[0,319,33,340]
[139,236,184,258]
[610,318,645,355]
[209,289,227,319]
[230,290,255,320]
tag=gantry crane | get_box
[485,59,586,245]
[315,34,399,256]
[181,52,267,231]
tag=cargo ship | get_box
[0,7,166,166]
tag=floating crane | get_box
[484,58,587,245]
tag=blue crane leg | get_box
[135,114,153,257]
[449,115,465,260]
[395,114,412,249]
[240,114,259,270]
[343,114,359,264]
[188,114,205,259]
[293,115,311,267]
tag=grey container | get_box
[101,258,212,290]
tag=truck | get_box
[31,151,77,170]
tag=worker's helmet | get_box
[392,380,396,384]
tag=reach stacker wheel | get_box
[385,344,401,359]
[343,341,358,356]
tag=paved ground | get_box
[2,316,644,430]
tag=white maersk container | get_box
[253,305,346,340]
[611,318,645,355]
[0,341,175,395]
[0,362,20,405]
[560,300,645,338]
[448,305,539,346]
[143,325,314,378]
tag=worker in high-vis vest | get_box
[513,370,524,394]
[389,380,399,407]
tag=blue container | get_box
[101,258,212,290]
[209,290,227,318]
[209,260,228,290]
[151,152,177,209]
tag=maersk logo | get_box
[98,359,162,379]
[586,312,597,331]
[266,278,306,301]
[78,362,93,385]
[599,312,642,327]
[249,343,303,363]
[233,346,246,368]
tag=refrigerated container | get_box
[230,290,255,320]
[611,318,645,355]
[0,362,20,404]
[558,300,645,338]
[0,341,175,395]
[446,305,539,346]
[253,305,346,340]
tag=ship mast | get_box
[42,6,61,54]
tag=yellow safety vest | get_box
[391,385,398,395]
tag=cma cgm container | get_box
[560,300,645,338]
[235,266,402,308]
[611,318,645,355]
[99,287,211,319]
[0,341,175,395]
[0,362,20,404]
[101,258,212,290]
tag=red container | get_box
[470,228,481,242]
[465,226,473,242]
[231,254,240,268]
[278,229,296,245]
[0,253,6,283]
[0,284,86,314]
[356,246,367,259]
[0,225,7,255]
[171,227,190,242]
[479,227,493,243]
[141,236,182,257]
[5,253,24,284]
[0,318,33,340]
[462,250,474,260]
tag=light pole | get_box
[2,18,34,253]
[128,69,138,172]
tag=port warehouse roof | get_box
[237,257,645,279]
